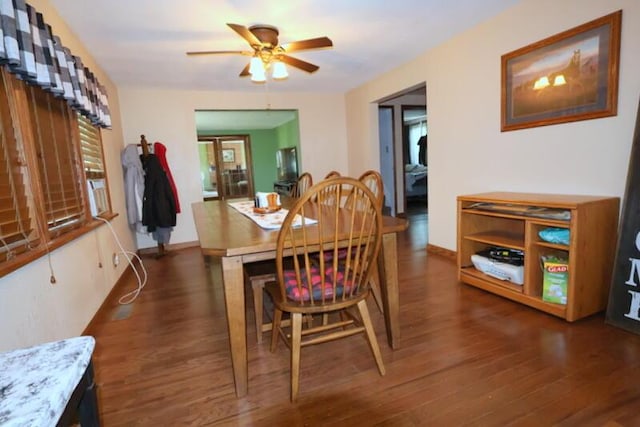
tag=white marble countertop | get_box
[0,336,96,427]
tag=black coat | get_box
[141,154,176,232]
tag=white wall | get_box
[117,89,348,249]
[346,0,640,251]
[0,0,133,351]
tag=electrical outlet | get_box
[112,253,119,267]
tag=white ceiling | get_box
[48,0,521,93]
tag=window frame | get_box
[0,67,115,278]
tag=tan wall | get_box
[0,0,132,351]
[117,88,348,249]
[346,0,640,250]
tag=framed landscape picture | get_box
[501,10,621,131]
[222,149,235,162]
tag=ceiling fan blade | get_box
[282,37,333,53]
[279,54,319,73]
[239,63,250,77]
[186,50,251,56]
[227,23,262,47]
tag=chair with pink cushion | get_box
[265,177,385,401]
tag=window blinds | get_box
[78,114,105,179]
[27,83,85,234]
[0,70,40,262]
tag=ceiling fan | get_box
[186,23,333,81]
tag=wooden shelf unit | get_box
[457,192,620,321]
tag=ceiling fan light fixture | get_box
[249,56,265,75]
[272,61,288,80]
[251,65,266,83]
[187,23,333,83]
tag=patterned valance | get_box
[0,0,111,128]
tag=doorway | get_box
[195,109,301,194]
[402,105,427,215]
[377,84,427,217]
[377,84,428,246]
[198,135,254,200]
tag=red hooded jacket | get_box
[153,142,181,213]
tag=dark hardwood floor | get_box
[405,196,428,217]
[87,212,640,426]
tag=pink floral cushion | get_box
[320,248,349,262]
[284,266,353,302]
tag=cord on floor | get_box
[93,216,148,305]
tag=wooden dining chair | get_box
[245,257,317,343]
[353,170,385,313]
[247,171,383,343]
[245,259,317,343]
[243,173,383,343]
[265,177,385,401]
[357,170,384,208]
[244,260,278,343]
[245,170,313,342]
[292,172,313,197]
[246,171,315,342]
[324,170,385,314]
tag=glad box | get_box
[542,259,569,305]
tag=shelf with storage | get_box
[457,192,620,321]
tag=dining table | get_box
[192,197,408,397]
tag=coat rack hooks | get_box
[139,134,150,156]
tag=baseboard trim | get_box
[427,244,457,262]
[137,240,200,256]
[83,264,133,334]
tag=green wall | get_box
[197,144,211,190]
[247,129,278,192]
[275,117,301,171]
[275,116,299,149]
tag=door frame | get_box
[378,105,397,216]
[375,83,426,217]
[198,134,255,200]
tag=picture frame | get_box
[501,10,621,132]
[222,149,235,162]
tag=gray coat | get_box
[121,144,145,232]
